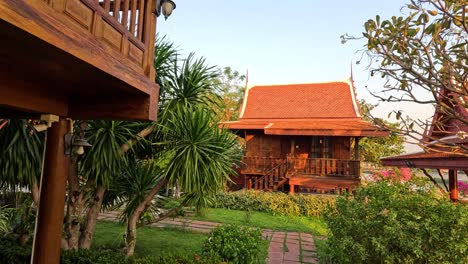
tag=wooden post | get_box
[449,169,458,202]
[32,118,71,264]
[354,137,360,177]
[290,138,295,155]
[290,183,295,195]
[354,137,360,160]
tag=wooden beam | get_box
[32,118,71,264]
[0,71,68,116]
[68,84,159,120]
[381,158,468,170]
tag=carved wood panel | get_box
[63,0,93,31]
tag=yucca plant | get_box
[0,206,12,234]
[111,159,164,224]
[121,51,241,256]
[65,36,180,250]
[119,35,180,157]
[124,107,241,256]
[0,119,44,205]
[160,106,240,196]
[161,52,221,116]
[77,120,141,249]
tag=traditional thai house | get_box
[221,80,388,194]
[0,1,174,263]
[381,87,468,201]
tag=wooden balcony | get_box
[0,0,159,120]
[241,156,360,178]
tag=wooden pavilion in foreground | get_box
[0,0,168,263]
[221,80,388,194]
[382,88,468,201]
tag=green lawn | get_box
[92,208,329,262]
[185,208,329,236]
[92,220,270,262]
[93,221,207,257]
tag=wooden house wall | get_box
[331,137,351,160]
[246,134,289,158]
[245,134,351,159]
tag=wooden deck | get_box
[0,0,159,120]
[240,157,361,193]
[242,157,360,177]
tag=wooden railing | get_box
[251,160,288,191]
[287,158,360,178]
[242,157,360,178]
[97,0,148,43]
[42,0,157,77]
[241,157,286,174]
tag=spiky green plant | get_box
[0,206,12,234]
[80,121,140,187]
[159,106,241,211]
[161,53,221,116]
[111,159,164,223]
[0,120,44,190]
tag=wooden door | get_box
[293,137,310,171]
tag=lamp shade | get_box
[161,0,176,19]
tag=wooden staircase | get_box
[252,159,289,191]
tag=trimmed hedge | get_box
[213,190,336,217]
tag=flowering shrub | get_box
[459,181,468,197]
[363,167,412,184]
[323,180,468,263]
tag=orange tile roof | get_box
[219,81,387,136]
[240,82,360,119]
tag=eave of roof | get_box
[381,151,468,170]
[220,118,388,137]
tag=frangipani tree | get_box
[345,0,467,153]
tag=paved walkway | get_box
[99,212,319,263]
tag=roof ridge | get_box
[247,80,350,88]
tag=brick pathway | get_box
[99,212,319,263]
[266,232,318,264]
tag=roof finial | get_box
[350,61,354,84]
[245,68,249,89]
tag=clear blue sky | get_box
[157,0,433,152]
